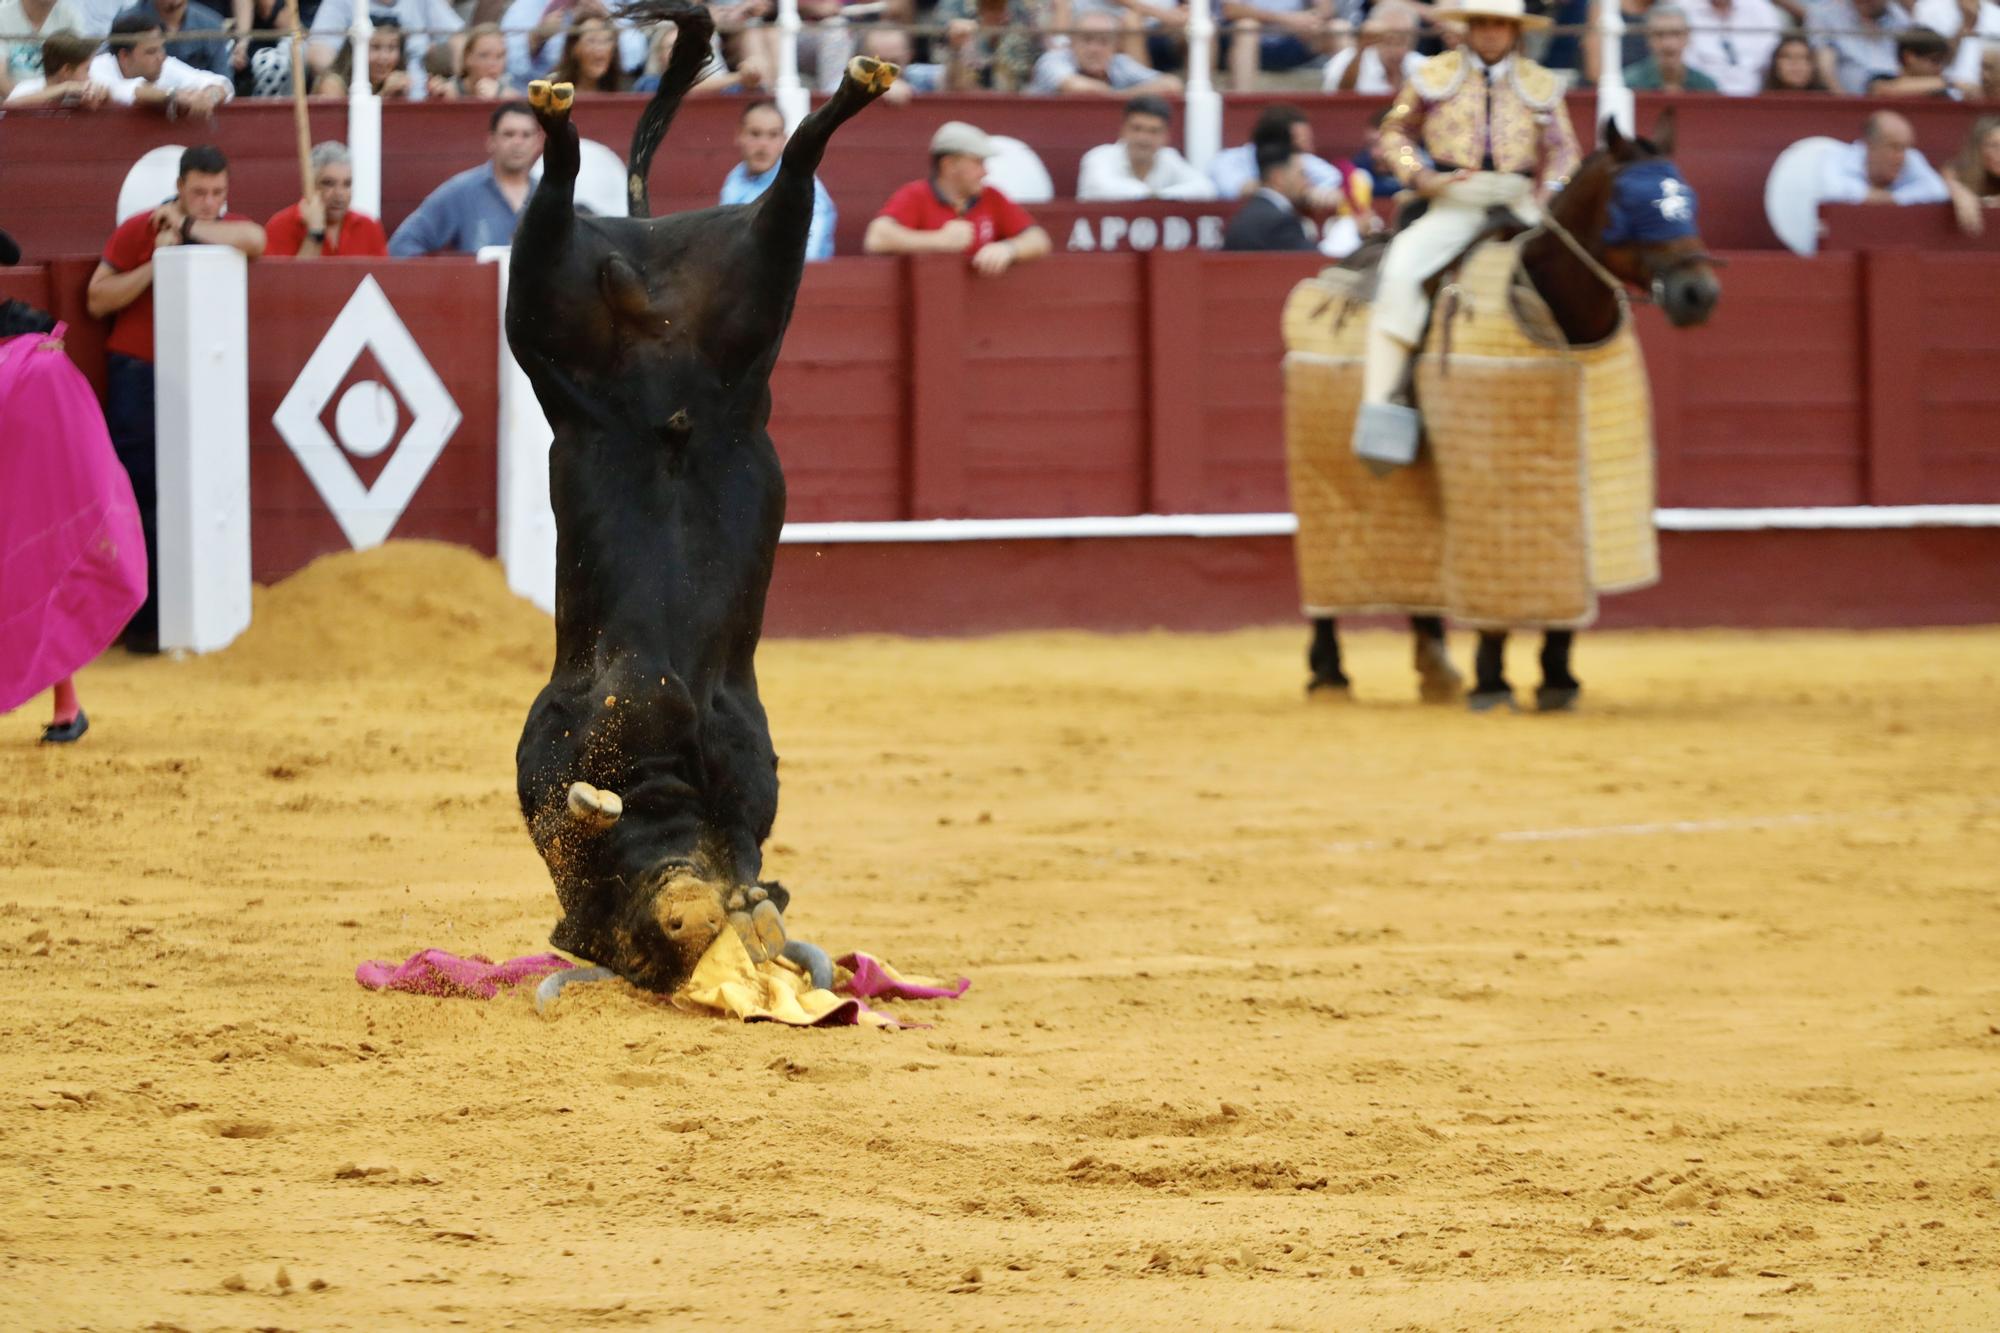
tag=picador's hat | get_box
[1432,0,1551,28]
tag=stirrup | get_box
[1352,402,1421,476]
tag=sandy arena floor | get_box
[2,542,1997,1331]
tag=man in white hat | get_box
[1353,0,1581,464]
[864,119,1053,277]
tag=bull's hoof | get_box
[1415,640,1463,706]
[724,887,789,963]
[1535,683,1581,713]
[527,79,574,115]
[847,55,900,94]
[566,780,623,828]
[1466,688,1518,714]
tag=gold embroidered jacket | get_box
[1378,50,1581,190]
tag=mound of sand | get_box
[214,541,552,683]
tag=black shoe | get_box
[40,710,88,744]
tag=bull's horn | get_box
[566,781,622,828]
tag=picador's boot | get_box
[1353,324,1420,477]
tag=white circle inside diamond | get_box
[334,380,399,458]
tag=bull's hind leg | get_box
[752,56,901,253]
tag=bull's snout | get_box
[1657,269,1720,329]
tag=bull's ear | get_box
[1652,106,1678,158]
[1603,116,1632,159]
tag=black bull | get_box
[506,3,899,993]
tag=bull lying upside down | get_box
[508,2,899,992]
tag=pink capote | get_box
[0,326,147,714]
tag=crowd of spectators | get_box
[3,0,1998,109]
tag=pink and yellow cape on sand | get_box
[0,326,146,714]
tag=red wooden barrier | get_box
[244,258,499,581]
[1820,204,2000,252]
[2,94,1991,261]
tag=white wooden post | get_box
[480,246,558,614]
[1595,2,1634,140]
[1184,0,1221,169]
[153,246,252,654]
[347,3,382,216]
[774,0,808,132]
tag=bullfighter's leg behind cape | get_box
[506,6,899,994]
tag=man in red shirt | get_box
[85,144,265,652]
[264,141,390,258]
[864,121,1053,277]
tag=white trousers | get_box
[1364,172,1539,403]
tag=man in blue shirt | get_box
[719,100,836,262]
[1817,110,1950,206]
[390,101,542,257]
[1209,104,1356,202]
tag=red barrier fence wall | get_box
[2,93,1991,261]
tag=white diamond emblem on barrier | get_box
[272,275,464,550]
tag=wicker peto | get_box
[1281,238,1659,630]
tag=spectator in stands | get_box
[1913,0,1999,90]
[315,17,412,95]
[89,10,231,111]
[1222,137,1317,250]
[1623,5,1720,88]
[435,22,517,97]
[86,145,264,654]
[1223,0,1334,91]
[228,0,301,98]
[1763,30,1834,86]
[1350,106,1405,200]
[1818,109,1950,207]
[1681,0,1786,93]
[634,16,746,93]
[1077,94,1217,199]
[0,0,87,96]
[113,0,230,78]
[858,26,940,96]
[1210,104,1362,220]
[1807,0,1913,93]
[864,120,1053,277]
[551,14,630,90]
[1582,0,1656,85]
[935,0,1042,92]
[1869,25,1970,91]
[1985,44,2000,94]
[1322,0,1420,92]
[1946,114,1999,232]
[307,0,459,88]
[1030,11,1180,93]
[721,101,837,259]
[3,27,111,103]
[265,141,390,256]
[389,100,540,255]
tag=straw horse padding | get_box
[1282,238,1658,629]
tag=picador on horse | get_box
[1285,0,1721,711]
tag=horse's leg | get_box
[1535,630,1580,712]
[1409,614,1461,704]
[1468,630,1516,712]
[1307,615,1349,697]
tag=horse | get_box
[1306,112,1722,711]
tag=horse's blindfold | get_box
[1603,161,1700,247]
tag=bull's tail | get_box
[619,0,720,218]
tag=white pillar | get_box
[1184,0,1221,170]
[774,0,808,133]
[1595,3,1634,141]
[153,246,252,654]
[479,246,558,615]
[347,5,382,217]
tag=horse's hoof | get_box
[1306,675,1352,702]
[1414,643,1462,706]
[847,55,900,94]
[1466,689,1517,714]
[1535,684,1580,713]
